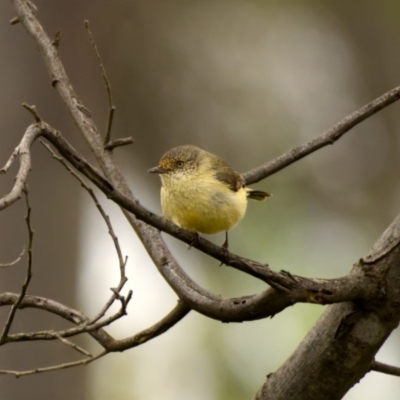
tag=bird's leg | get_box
[220,231,229,265]
[187,232,200,250]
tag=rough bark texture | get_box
[254,215,400,399]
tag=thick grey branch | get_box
[254,213,400,400]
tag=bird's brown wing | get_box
[213,157,246,192]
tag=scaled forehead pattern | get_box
[160,145,202,163]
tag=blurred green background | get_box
[1,1,400,399]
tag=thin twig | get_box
[84,20,115,145]
[0,351,106,378]
[40,140,129,324]
[19,288,134,342]
[26,0,37,13]
[0,248,25,268]
[370,360,400,377]
[0,292,114,345]
[104,107,116,146]
[88,258,128,325]
[22,102,41,122]
[0,185,33,343]
[0,148,19,174]
[104,137,134,151]
[54,333,92,357]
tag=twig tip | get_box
[22,103,41,122]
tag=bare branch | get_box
[0,124,40,211]
[108,301,191,351]
[370,360,400,377]
[54,333,92,357]
[244,85,400,184]
[22,102,40,122]
[104,107,115,145]
[0,292,190,357]
[0,248,25,268]
[104,137,134,151]
[84,19,116,145]
[0,299,190,376]
[1,120,388,323]
[40,140,128,324]
[254,213,400,400]
[0,351,106,378]
[0,186,33,343]
[0,292,113,344]
[3,285,133,347]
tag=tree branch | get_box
[40,139,129,325]
[0,248,25,268]
[244,85,400,184]
[254,213,400,400]
[84,19,116,145]
[0,186,33,344]
[371,360,400,377]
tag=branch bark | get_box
[254,214,400,400]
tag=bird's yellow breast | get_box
[160,173,247,234]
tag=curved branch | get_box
[0,122,383,322]
[40,126,381,316]
[0,292,113,344]
[108,301,191,351]
[0,292,190,355]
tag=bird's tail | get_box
[246,188,272,201]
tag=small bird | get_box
[148,145,271,252]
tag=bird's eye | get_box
[176,161,184,168]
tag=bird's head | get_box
[148,145,203,184]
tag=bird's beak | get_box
[148,165,168,174]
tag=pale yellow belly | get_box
[161,185,247,234]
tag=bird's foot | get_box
[220,232,229,266]
[187,233,200,250]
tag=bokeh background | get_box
[1,1,400,399]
